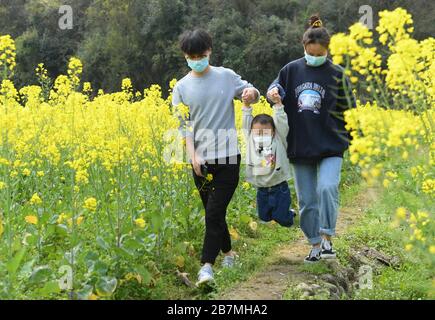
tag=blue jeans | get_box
[257,181,294,227]
[292,157,343,245]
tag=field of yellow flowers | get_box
[0,8,433,299]
[331,8,434,297]
[0,33,273,298]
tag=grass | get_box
[156,157,365,300]
[280,155,434,300]
[334,185,434,300]
[298,261,333,275]
[141,156,433,300]
[152,221,300,299]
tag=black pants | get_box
[192,154,241,264]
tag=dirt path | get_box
[217,187,377,300]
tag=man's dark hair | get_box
[179,29,213,56]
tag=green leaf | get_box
[24,234,38,246]
[45,224,56,237]
[6,247,26,276]
[55,224,68,237]
[89,260,108,276]
[112,246,134,259]
[240,214,251,224]
[84,251,99,268]
[151,213,163,232]
[29,265,52,284]
[95,276,117,297]
[76,285,94,300]
[37,281,60,296]
[96,236,110,251]
[40,210,51,225]
[122,237,144,251]
[136,266,152,286]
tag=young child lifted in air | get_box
[241,96,295,227]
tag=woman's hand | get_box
[267,87,282,105]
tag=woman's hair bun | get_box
[303,14,330,47]
[309,14,323,28]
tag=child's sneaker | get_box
[196,264,214,286]
[304,247,322,264]
[320,239,336,259]
[222,253,238,268]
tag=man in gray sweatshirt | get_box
[172,29,260,286]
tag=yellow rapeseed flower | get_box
[395,207,407,220]
[134,218,146,228]
[29,193,42,205]
[25,215,38,225]
[83,197,97,212]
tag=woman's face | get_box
[305,43,328,57]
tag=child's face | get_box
[251,123,275,138]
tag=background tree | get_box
[0,0,433,94]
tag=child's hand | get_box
[242,87,257,106]
[242,95,251,108]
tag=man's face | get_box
[185,49,212,61]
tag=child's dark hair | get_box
[179,29,213,56]
[251,114,276,131]
[302,14,331,48]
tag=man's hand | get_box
[242,87,257,106]
[192,153,205,177]
[267,87,282,105]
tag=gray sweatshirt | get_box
[242,104,292,187]
[172,66,260,161]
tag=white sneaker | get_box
[304,247,322,264]
[320,239,337,259]
[196,264,214,286]
[222,254,238,268]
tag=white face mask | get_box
[253,135,273,150]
